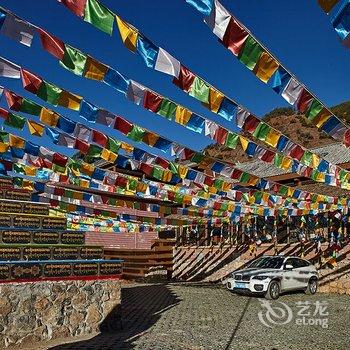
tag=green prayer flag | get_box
[254,192,263,202]
[87,144,103,157]
[13,177,23,187]
[37,81,62,106]
[279,185,288,196]
[65,190,74,198]
[20,98,42,116]
[107,137,121,152]
[242,193,249,203]
[225,132,239,149]
[239,36,264,71]
[174,193,183,203]
[84,0,114,35]
[301,150,313,166]
[240,172,250,183]
[339,169,347,182]
[52,164,66,173]
[60,44,87,76]
[189,76,210,103]
[273,153,283,167]
[305,99,323,121]
[191,153,205,164]
[158,99,177,120]
[0,132,9,143]
[253,122,270,141]
[127,125,145,142]
[4,113,26,130]
[169,162,179,174]
[13,163,25,174]
[127,178,138,191]
[213,179,224,190]
[152,166,163,180]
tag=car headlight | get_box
[252,275,269,280]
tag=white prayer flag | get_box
[0,57,21,78]
[155,48,180,78]
[281,78,303,105]
[73,123,92,141]
[127,80,146,105]
[204,0,231,40]
[1,13,35,47]
[236,106,250,129]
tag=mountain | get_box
[204,101,350,163]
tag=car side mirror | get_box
[285,264,293,270]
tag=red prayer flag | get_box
[143,90,163,112]
[221,17,249,56]
[172,65,196,92]
[42,159,53,169]
[54,187,64,196]
[92,129,108,147]
[4,90,22,111]
[289,145,304,161]
[167,191,175,201]
[115,176,128,187]
[297,89,314,113]
[0,108,9,120]
[204,176,214,186]
[60,0,87,17]
[243,114,260,133]
[21,68,43,94]
[59,174,69,183]
[38,29,65,60]
[344,129,350,147]
[114,116,133,135]
[52,153,68,167]
[261,150,275,162]
[155,157,170,169]
[75,139,90,154]
[214,127,228,144]
[231,169,242,179]
[184,148,195,160]
[140,163,153,176]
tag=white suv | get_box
[226,256,318,299]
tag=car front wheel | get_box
[305,278,318,295]
[265,280,280,300]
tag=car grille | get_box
[234,274,250,281]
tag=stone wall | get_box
[0,278,121,348]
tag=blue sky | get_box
[0,0,350,159]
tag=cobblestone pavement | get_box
[38,283,350,350]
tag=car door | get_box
[282,258,305,290]
[294,258,313,288]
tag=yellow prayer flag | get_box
[314,108,332,128]
[101,148,118,163]
[143,132,159,146]
[281,157,292,170]
[208,186,217,194]
[316,172,325,182]
[137,182,148,193]
[239,136,249,151]
[79,179,90,188]
[0,143,9,153]
[27,120,45,136]
[205,88,224,113]
[116,16,138,52]
[80,163,94,176]
[162,170,173,182]
[183,195,192,205]
[248,177,259,186]
[25,166,36,176]
[178,165,188,179]
[40,108,59,127]
[67,204,76,213]
[253,52,279,83]
[175,106,192,125]
[311,154,320,168]
[228,203,234,212]
[265,129,281,147]
[318,0,339,13]
[22,180,34,190]
[258,208,264,216]
[222,181,231,192]
[58,90,82,111]
[84,56,108,81]
[73,191,84,200]
[9,134,25,149]
[120,142,134,153]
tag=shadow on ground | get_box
[50,284,180,350]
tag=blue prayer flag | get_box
[79,100,99,123]
[217,98,237,121]
[103,68,130,94]
[136,35,159,68]
[185,0,214,16]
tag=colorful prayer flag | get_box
[60,44,87,76]
[115,15,138,52]
[37,81,63,105]
[84,0,114,35]
[239,35,264,70]
[84,56,108,80]
[253,52,279,83]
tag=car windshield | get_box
[248,257,284,269]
